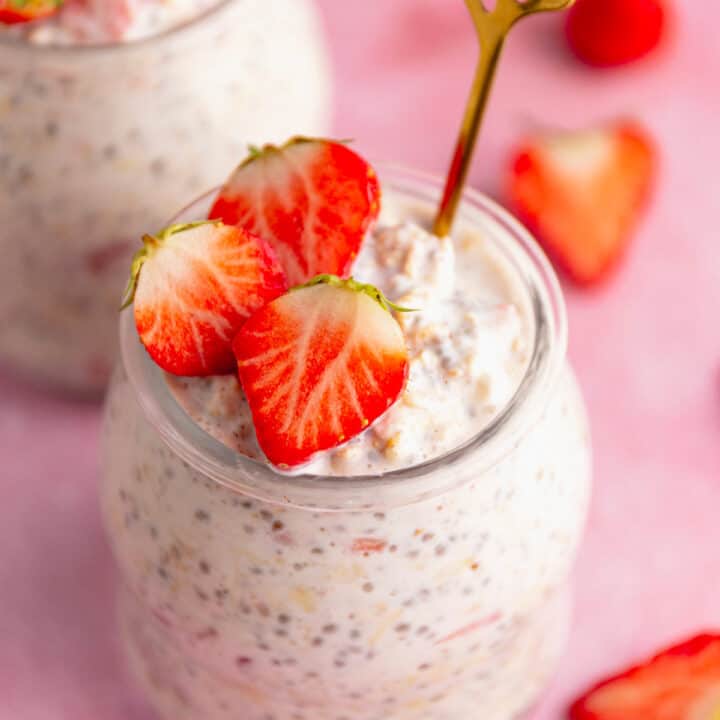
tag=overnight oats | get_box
[100,144,592,719]
[0,0,330,394]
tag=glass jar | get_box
[100,168,592,720]
[0,0,330,395]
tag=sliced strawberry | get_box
[208,138,381,286]
[233,275,408,468]
[565,0,667,68]
[508,121,655,286]
[570,633,720,719]
[121,221,288,377]
[0,0,62,24]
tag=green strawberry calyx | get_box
[7,0,63,11]
[240,136,353,169]
[293,274,416,314]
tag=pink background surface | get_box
[2,1,719,717]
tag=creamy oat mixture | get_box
[169,203,531,475]
[4,0,222,44]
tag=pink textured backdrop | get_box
[1,1,719,717]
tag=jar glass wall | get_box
[100,169,592,720]
[0,0,330,395]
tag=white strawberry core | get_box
[135,225,248,351]
[283,284,405,356]
[224,142,324,284]
[245,284,405,451]
[541,129,614,179]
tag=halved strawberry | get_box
[121,221,288,376]
[233,275,408,468]
[508,121,655,286]
[570,633,720,719]
[0,0,62,24]
[208,138,381,286]
[565,0,667,68]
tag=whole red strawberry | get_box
[565,0,667,68]
[122,221,288,377]
[570,633,720,719]
[209,138,381,286]
[0,0,62,24]
[233,275,409,468]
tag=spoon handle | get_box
[433,0,575,237]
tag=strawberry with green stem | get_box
[233,275,410,469]
[0,0,62,24]
[121,221,288,377]
[209,137,381,286]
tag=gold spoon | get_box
[433,0,575,237]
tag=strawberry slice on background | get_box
[0,0,63,24]
[121,221,288,377]
[233,275,409,469]
[565,0,668,68]
[569,633,720,719]
[208,138,381,287]
[508,121,656,286]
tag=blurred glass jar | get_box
[0,0,331,395]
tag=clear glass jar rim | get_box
[119,166,568,511]
[0,0,234,53]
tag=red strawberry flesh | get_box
[508,121,655,286]
[233,276,408,468]
[209,138,381,286]
[0,0,62,24]
[570,633,720,719]
[565,0,667,67]
[125,221,288,377]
